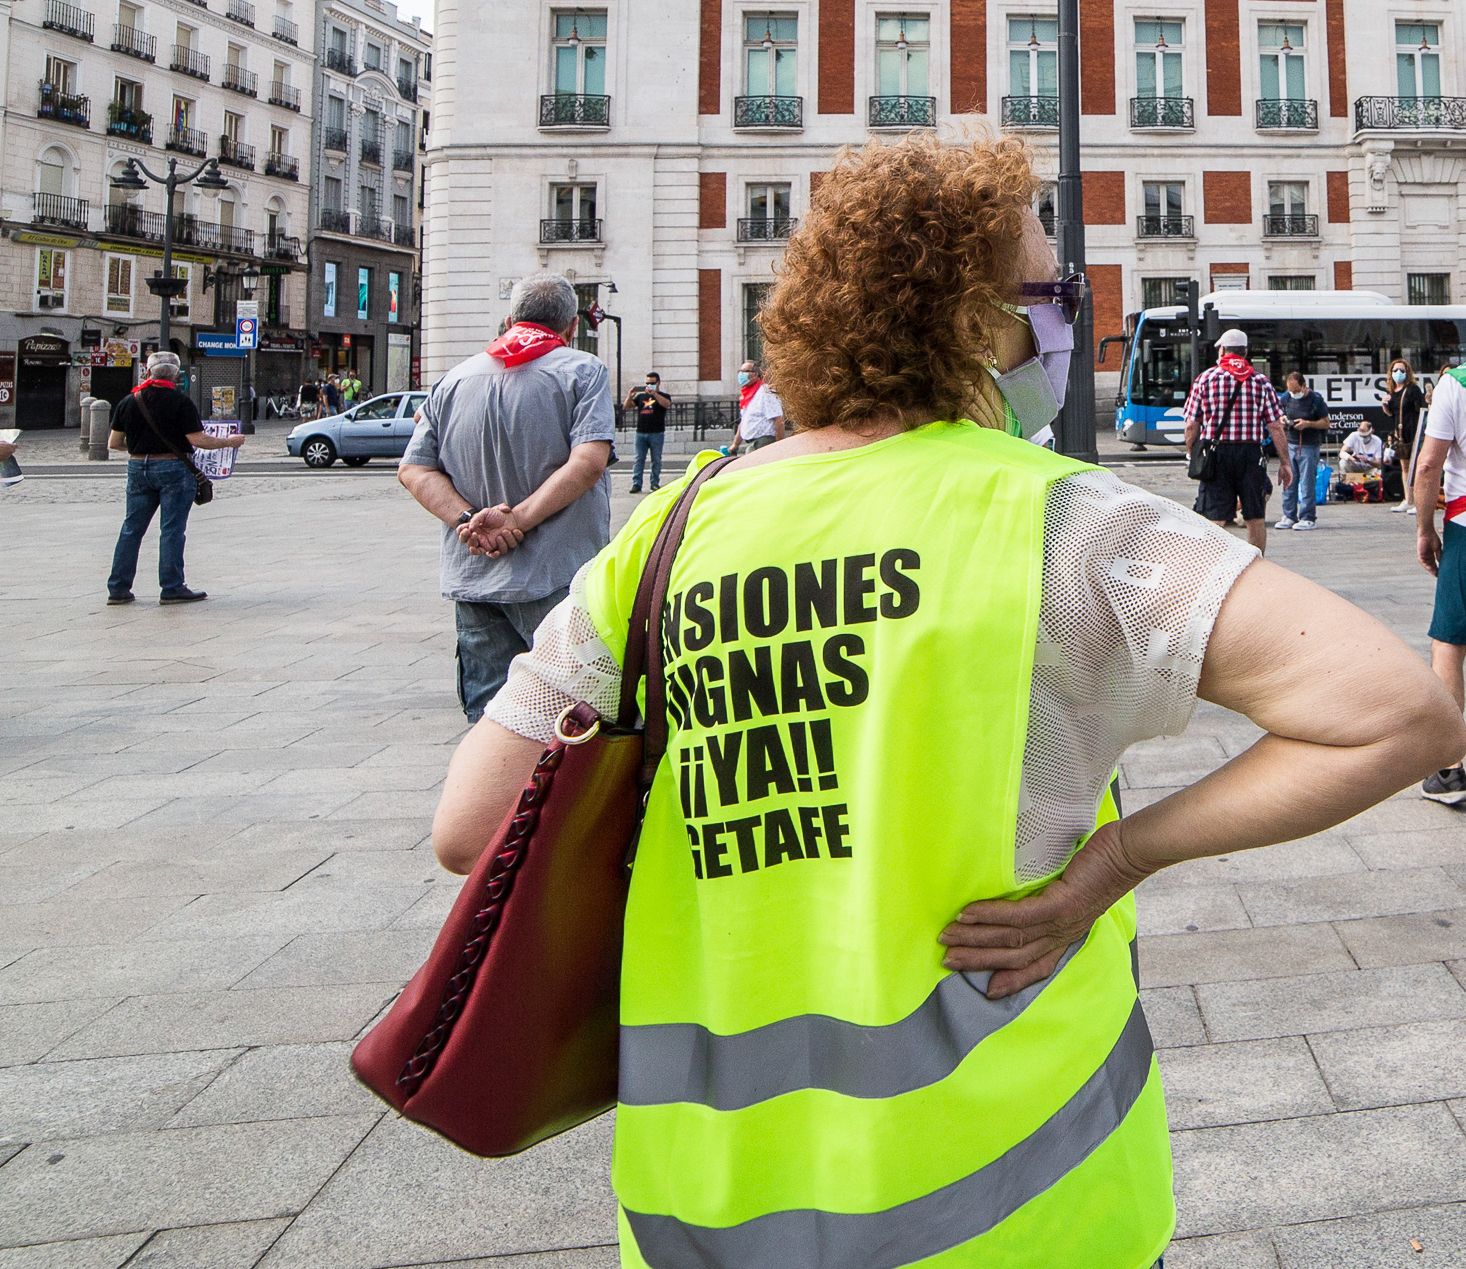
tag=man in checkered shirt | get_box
[1184,328,1294,554]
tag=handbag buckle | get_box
[554,704,601,746]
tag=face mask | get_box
[987,299,1074,438]
[1393,369,1407,384]
[1289,390,1307,400]
[737,371,754,387]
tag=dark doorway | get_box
[16,367,68,429]
[90,367,134,410]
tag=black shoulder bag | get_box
[133,391,213,506]
[1187,377,1244,483]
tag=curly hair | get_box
[758,133,1040,432]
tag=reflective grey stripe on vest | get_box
[624,999,1155,1269]
[620,941,1082,1110]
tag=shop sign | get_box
[259,333,306,352]
[19,334,70,365]
[13,231,84,249]
[96,240,217,267]
[0,352,15,405]
[81,328,102,349]
[196,332,245,356]
[341,333,353,348]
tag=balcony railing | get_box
[358,214,393,242]
[264,302,290,327]
[268,81,300,110]
[320,207,352,233]
[106,103,152,143]
[540,218,602,244]
[1130,96,1195,129]
[737,216,797,242]
[173,214,253,255]
[733,95,803,129]
[264,151,299,180]
[538,93,611,127]
[265,231,301,260]
[1355,95,1466,132]
[171,45,209,79]
[1256,98,1318,130]
[38,82,89,128]
[393,222,415,247]
[219,135,255,169]
[43,0,93,41]
[360,139,382,165]
[324,48,356,76]
[34,193,89,230]
[1001,95,1060,129]
[868,95,937,128]
[167,125,207,156]
[392,147,414,172]
[111,23,155,61]
[106,203,165,242]
[1263,213,1319,237]
[397,74,418,102]
[323,126,348,151]
[223,64,257,96]
[225,0,253,26]
[1136,214,1195,238]
[272,15,297,44]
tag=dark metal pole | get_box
[1054,0,1098,463]
[158,161,176,350]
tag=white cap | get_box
[1216,328,1248,350]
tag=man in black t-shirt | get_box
[1275,371,1329,532]
[105,351,246,605]
[623,370,671,494]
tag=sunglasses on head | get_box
[1017,273,1087,325]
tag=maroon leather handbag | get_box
[351,457,730,1157]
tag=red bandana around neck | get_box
[486,322,567,367]
[1218,352,1254,381]
[133,378,177,395]
[739,378,764,411]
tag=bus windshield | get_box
[1131,318,1193,409]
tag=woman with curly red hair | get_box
[431,135,1462,1267]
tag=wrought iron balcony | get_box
[172,214,252,254]
[268,81,300,110]
[392,147,414,172]
[1130,96,1194,129]
[539,218,602,244]
[320,207,352,233]
[106,103,152,143]
[33,193,89,230]
[397,74,418,103]
[265,151,299,180]
[323,126,348,151]
[225,0,253,26]
[1255,98,1318,130]
[1001,95,1060,128]
[357,214,392,242]
[43,0,93,41]
[733,95,803,129]
[737,216,797,243]
[171,45,209,79]
[111,23,155,61]
[167,125,207,156]
[1136,214,1195,238]
[539,93,611,127]
[264,302,290,327]
[393,222,415,247]
[324,48,357,76]
[360,139,382,166]
[219,135,255,169]
[868,95,937,128]
[105,203,165,242]
[1263,213,1319,237]
[1355,95,1466,131]
[265,231,301,260]
[38,82,89,128]
[223,64,257,96]
[272,15,297,44]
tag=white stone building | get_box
[0,0,316,427]
[421,1,1466,405]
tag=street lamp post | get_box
[203,261,261,429]
[1053,0,1099,463]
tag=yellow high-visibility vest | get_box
[580,422,1174,1268]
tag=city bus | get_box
[1107,290,1466,446]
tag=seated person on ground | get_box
[1340,420,1385,477]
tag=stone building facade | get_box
[420,0,1466,403]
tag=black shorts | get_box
[1196,443,1270,523]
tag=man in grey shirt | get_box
[399,273,614,722]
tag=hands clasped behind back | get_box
[459,504,525,558]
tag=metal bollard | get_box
[79,396,95,453]
[87,399,112,461]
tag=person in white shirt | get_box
[1414,368,1466,803]
[730,360,785,454]
[1339,419,1385,476]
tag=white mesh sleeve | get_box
[1015,470,1258,880]
[483,563,623,743]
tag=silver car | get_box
[286,392,428,467]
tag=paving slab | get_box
[0,799,173,835]
[256,767,446,796]
[235,929,437,990]
[60,850,335,901]
[0,894,193,948]
[127,1219,292,1269]
[1237,867,1466,927]
[226,820,430,853]
[1172,1104,1466,1237]
[0,1000,123,1067]
[1141,986,1208,1048]
[394,1251,621,1268]
[0,1232,151,1269]
[1141,838,1365,890]
[168,1042,381,1127]
[0,1050,240,1146]
[1197,963,1466,1042]
[1158,1038,1333,1129]
[189,745,392,774]
[1139,924,1354,990]
[1162,1231,1279,1269]
[1333,908,1466,968]
[257,1114,617,1269]
[121,791,364,829]
[48,984,397,1060]
[1134,881,1252,936]
[0,860,114,907]
[298,848,456,889]
[0,936,287,1005]
[139,884,430,943]
[0,1115,379,1246]
[1272,1202,1466,1268]
[325,790,443,821]
[1309,1017,1466,1110]
[1347,827,1466,871]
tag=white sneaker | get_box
[1409,506,1418,516]
[1294,519,1317,531]
[1391,503,1409,513]
[1274,517,1296,530]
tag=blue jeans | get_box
[632,432,665,490]
[108,458,196,596]
[1282,442,1319,522]
[454,589,568,723]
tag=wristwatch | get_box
[456,508,479,527]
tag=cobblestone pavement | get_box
[1,438,1464,1268]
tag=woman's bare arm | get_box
[432,720,546,874]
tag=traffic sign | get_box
[235,299,259,321]
[235,317,258,349]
